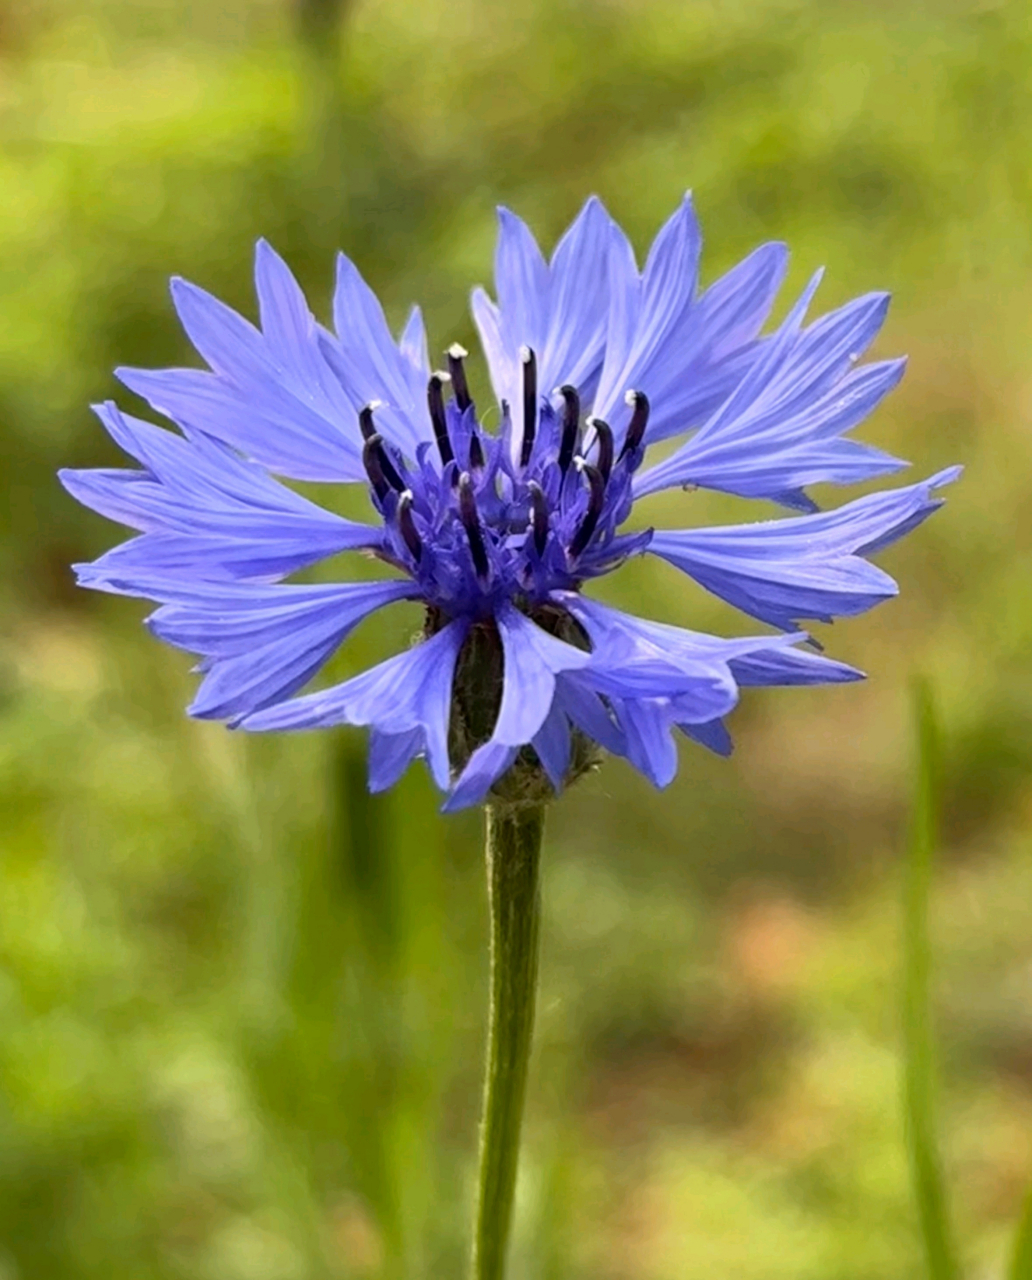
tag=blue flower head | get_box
[62,194,959,810]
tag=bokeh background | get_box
[1,0,1031,1276]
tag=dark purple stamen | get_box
[557,384,580,475]
[568,463,606,560]
[427,374,455,467]
[447,343,473,413]
[397,490,422,563]
[591,417,614,485]
[619,389,650,460]
[362,432,404,500]
[458,472,491,582]
[452,349,484,468]
[520,346,537,467]
[527,481,549,557]
[358,402,380,441]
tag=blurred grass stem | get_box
[472,804,545,1280]
[903,680,960,1280]
[1010,1184,1032,1280]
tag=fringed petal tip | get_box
[59,194,957,808]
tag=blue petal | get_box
[82,402,370,534]
[608,696,681,788]
[631,241,790,444]
[531,699,572,791]
[561,593,802,666]
[634,358,908,501]
[241,621,469,792]
[444,603,590,810]
[443,742,520,813]
[471,286,512,412]
[680,719,734,756]
[171,262,373,477]
[540,196,611,395]
[169,274,269,385]
[686,242,790,367]
[253,239,354,420]
[252,241,393,466]
[556,596,749,785]
[470,208,552,434]
[553,672,626,756]
[75,531,365,585]
[116,365,365,483]
[776,291,892,407]
[368,727,425,792]
[585,643,739,710]
[61,402,378,581]
[594,204,791,447]
[638,192,703,358]
[329,254,433,455]
[676,646,863,758]
[555,594,869,778]
[146,578,411,653]
[494,207,550,360]
[485,603,591,744]
[729,646,864,687]
[599,219,642,405]
[768,489,820,514]
[634,282,907,502]
[647,468,961,629]
[677,269,824,445]
[120,240,433,481]
[116,577,417,721]
[398,305,431,378]
[592,193,701,429]
[472,198,614,442]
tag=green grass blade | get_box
[903,679,960,1280]
[1009,1186,1032,1278]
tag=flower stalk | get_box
[472,802,546,1280]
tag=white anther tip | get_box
[432,369,452,383]
[459,470,472,487]
[400,488,414,503]
[364,398,384,412]
[573,456,587,472]
[447,342,468,359]
[519,344,533,363]
[624,388,640,406]
[585,415,599,428]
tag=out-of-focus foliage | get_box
[903,683,960,1280]
[1,0,1031,1276]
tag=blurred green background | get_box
[1,0,1030,1275]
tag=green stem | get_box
[471,803,546,1280]
[903,680,959,1280]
